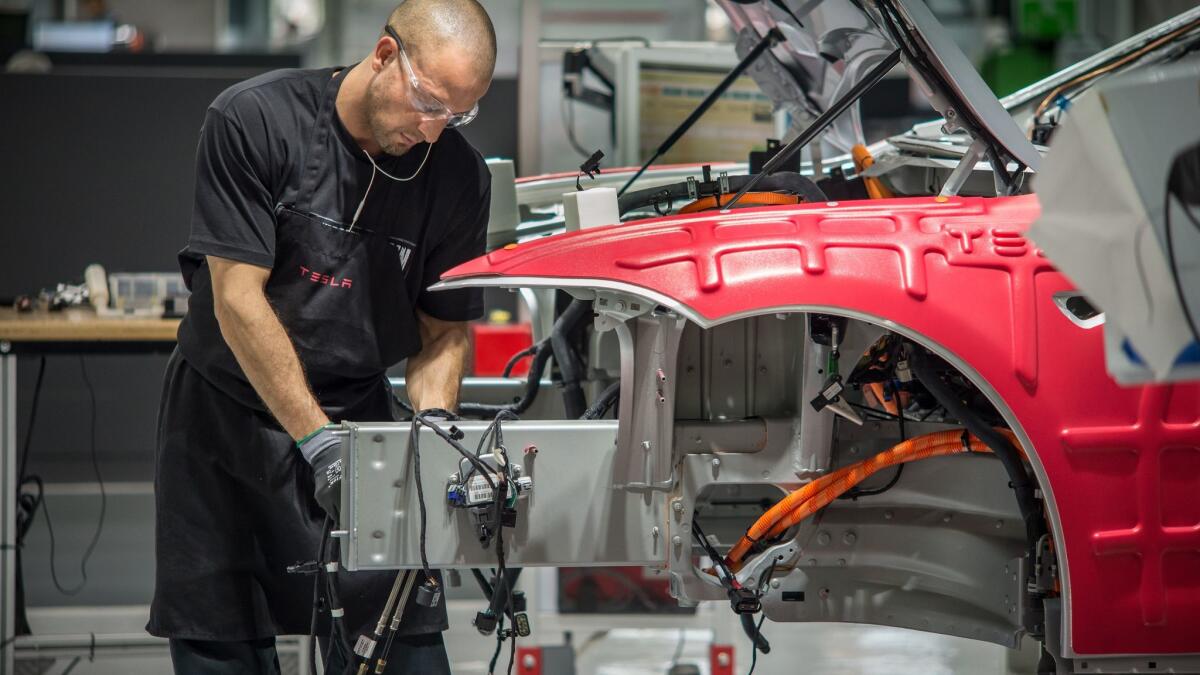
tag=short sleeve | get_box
[417,169,490,321]
[185,109,277,269]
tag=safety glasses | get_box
[383,24,479,129]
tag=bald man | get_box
[148,1,496,672]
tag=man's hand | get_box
[298,428,343,523]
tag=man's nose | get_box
[417,117,448,144]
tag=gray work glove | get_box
[298,428,342,524]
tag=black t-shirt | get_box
[176,67,489,413]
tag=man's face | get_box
[364,38,489,156]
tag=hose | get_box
[725,429,1006,566]
[549,299,591,419]
[907,349,1043,547]
[458,344,553,418]
[617,171,827,216]
[581,381,620,420]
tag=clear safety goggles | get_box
[384,25,479,129]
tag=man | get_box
[148,1,496,672]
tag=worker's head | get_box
[366,0,496,155]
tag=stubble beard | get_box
[364,78,412,157]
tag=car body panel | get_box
[440,194,1200,656]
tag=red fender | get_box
[444,194,1200,656]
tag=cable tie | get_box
[325,562,338,573]
[961,429,973,452]
[331,608,345,618]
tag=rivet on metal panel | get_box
[672,535,682,546]
[372,530,385,539]
[614,300,627,311]
[641,441,652,451]
[652,527,660,538]
[771,579,781,589]
[842,531,857,545]
[995,520,1004,529]
[373,434,384,443]
[657,391,666,404]
[672,500,684,514]
[711,457,721,468]
[884,510,894,520]
[816,531,831,546]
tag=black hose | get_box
[740,613,771,654]
[907,349,1042,541]
[907,348,1047,635]
[618,171,828,216]
[459,300,593,419]
[459,344,553,418]
[581,381,620,420]
[549,299,591,419]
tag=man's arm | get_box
[207,255,329,440]
[405,309,471,411]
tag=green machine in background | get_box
[981,0,1077,97]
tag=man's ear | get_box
[371,36,394,73]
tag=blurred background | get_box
[1,1,1196,674]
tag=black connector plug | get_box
[727,586,762,615]
[416,579,442,608]
[473,610,498,635]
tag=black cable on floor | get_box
[43,357,107,596]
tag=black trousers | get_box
[169,633,451,675]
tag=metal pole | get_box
[1,349,16,675]
[721,49,902,211]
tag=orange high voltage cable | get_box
[725,428,1021,568]
[851,144,894,199]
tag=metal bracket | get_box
[938,137,987,198]
[593,291,653,333]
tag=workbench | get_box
[0,307,179,674]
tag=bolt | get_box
[946,107,956,119]
[747,577,756,587]
[884,510,894,520]
[373,434,385,443]
[771,578,781,589]
[522,654,537,668]
[524,444,538,455]
[656,368,667,382]
[371,530,385,539]
[641,440,652,451]
[995,520,1004,529]
[842,531,857,545]
[672,535,682,546]
[816,531,831,546]
[711,457,721,468]
[672,500,684,514]
[614,300,627,311]
[657,392,666,404]
[838,558,847,567]
[652,527,660,538]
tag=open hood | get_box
[719,0,1041,173]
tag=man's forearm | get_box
[210,261,328,440]
[406,312,470,411]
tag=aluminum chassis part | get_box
[342,297,1043,651]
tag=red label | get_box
[299,265,352,289]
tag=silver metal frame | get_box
[1,350,15,675]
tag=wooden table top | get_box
[0,307,180,342]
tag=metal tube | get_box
[722,49,902,211]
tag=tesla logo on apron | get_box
[299,265,353,289]
[390,241,414,272]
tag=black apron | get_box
[149,68,447,653]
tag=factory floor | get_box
[20,601,1038,674]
